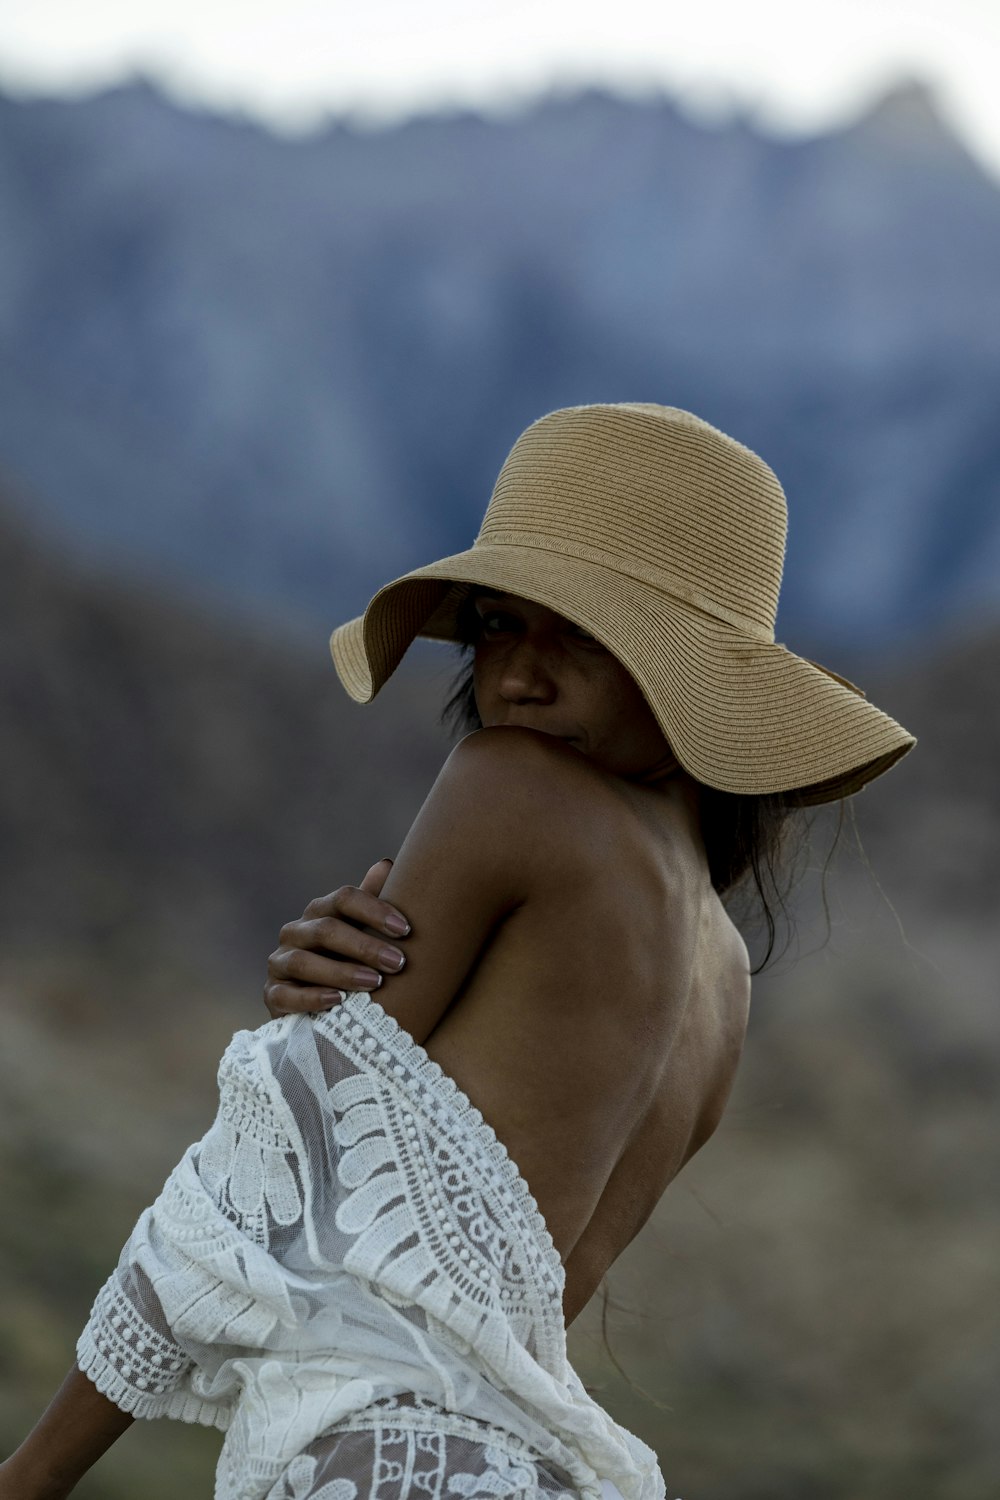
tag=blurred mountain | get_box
[0,78,998,656]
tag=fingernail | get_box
[355,968,382,988]
[379,946,405,971]
[385,914,409,936]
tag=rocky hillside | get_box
[0,491,453,996]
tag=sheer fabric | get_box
[262,1392,588,1499]
[77,991,665,1500]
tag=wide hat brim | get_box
[329,544,915,805]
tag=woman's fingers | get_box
[263,873,411,1019]
[302,878,410,939]
[359,857,393,896]
[277,915,407,974]
[269,938,391,989]
[263,978,348,1018]
[263,876,413,1020]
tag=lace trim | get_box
[321,992,564,1289]
[312,993,566,1371]
[285,1390,589,1500]
[75,1274,227,1430]
[268,1426,583,1500]
[318,1389,574,1471]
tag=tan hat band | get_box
[474,531,777,643]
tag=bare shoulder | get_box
[364,728,609,1045]
[448,725,621,823]
[450,723,607,777]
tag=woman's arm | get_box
[265,728,593,1032]
[0,1366,134,1500]
[329,726,586,1045]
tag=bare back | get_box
[420,749,751,1327]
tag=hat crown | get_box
[478,403,787,633]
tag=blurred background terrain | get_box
[1,29,998,1500]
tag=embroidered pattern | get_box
[76,994,665,1500]
[79,1273,190,1407]
[264,1398,582,1500]
[200,1035,304,1245]
[318,1001,566,1376]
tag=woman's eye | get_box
[475,611,600,644]
[479,611,511,632]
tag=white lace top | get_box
[77,990,666,1500]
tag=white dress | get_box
[77,990,667,1500]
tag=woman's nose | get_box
[496,640,558,702]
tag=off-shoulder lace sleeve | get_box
[74,1000,664,1500]
[76,1024,307,1428]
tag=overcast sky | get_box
[2,0,999,177]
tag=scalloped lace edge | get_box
[76,1329,231,1431]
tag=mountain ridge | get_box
[1,77,998,655]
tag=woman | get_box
[1,403,914,1500]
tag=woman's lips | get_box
[492,722,577,744]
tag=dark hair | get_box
[438,589,832,974]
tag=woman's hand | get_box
[263,858,412,1017]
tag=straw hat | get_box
[329,403,915,804]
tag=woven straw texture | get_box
[329,404,914,802]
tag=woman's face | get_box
[469,589,674,782]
